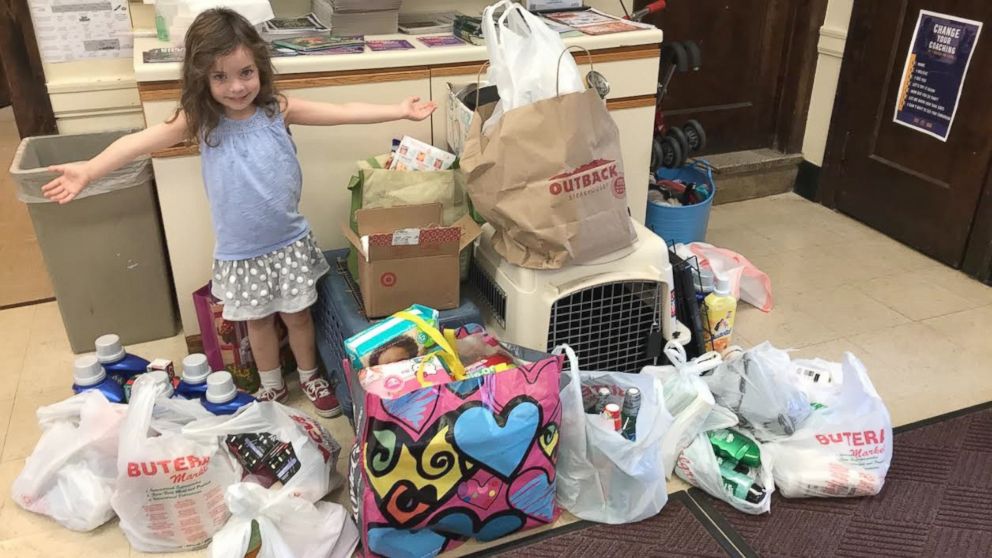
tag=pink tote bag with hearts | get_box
[346,327,563,558]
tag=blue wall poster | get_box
[893,10,982,142]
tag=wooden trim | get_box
[773,0,829,153]
[606,95,657,111]
[430,44,661,78]
[140,67,433,102]
[152,143,199,158]
[0,0,56,136]
[962,165,992,283]
[148,93,657,158]
[139,45,662,101]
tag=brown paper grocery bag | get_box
[461,88,637,269]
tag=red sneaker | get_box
[301,376,342,418]
[254,385,289,403]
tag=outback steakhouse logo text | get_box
[549,160,620,197]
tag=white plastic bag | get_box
[481,1,583,133]
[11,391,128,531]
[183,401,342,503]
[556,345,674,524]
[111,375,241,552]
[209,483,359,558]
[642,341,721,478]
[765,353,893,498]
[702,342,812,440]
[675,406,775,514]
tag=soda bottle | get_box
[620,387,641,441]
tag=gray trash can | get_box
[9,129,178,353]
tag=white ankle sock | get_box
[259,368,284,391]
[298,367,319,384]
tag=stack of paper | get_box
[259,13,329,42]
[312,0,403,36]
[398,11,459,35]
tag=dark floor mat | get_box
[470,491,742,557]
[690,402,992,558]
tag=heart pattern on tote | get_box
[452,399,540,479]
[430,509,524,542]
[457,474,503,510]
[508,468,555,523]
[381,388,440,433]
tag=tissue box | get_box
[341,203,481,317]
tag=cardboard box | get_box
[342,203,482,318]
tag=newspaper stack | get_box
[312,0,403,36]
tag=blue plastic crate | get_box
[313,249,482,424]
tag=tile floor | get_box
[0,193,988,556]
[0,106,54,308]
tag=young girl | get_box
[41,8,437,417]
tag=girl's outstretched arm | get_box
[41,112,188,204]
[283,96,436,127]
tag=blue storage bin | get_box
[312,249,482,425]
[646,160,716,245]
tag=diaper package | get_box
[343,305,440,372]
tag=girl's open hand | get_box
[401,97,437,121]
[40,163,91,204]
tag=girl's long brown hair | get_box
[170,8,281,147]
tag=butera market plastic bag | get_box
[764,353,893,498]
[111,375,241,552]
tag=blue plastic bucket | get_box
[646,160,715,245]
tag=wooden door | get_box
[637,0,825,154]
[820,0,992,268]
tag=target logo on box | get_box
[380,272,397,288]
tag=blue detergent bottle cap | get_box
[94,334,127,363]
[73,355,107,386]
[181,353,211,384]
[206,371,239,404]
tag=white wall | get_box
[801,0,854,166]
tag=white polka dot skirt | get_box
[210,232,330,321]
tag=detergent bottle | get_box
[202,371,255,415]
[175,353,211,399]
[71,355,126,403]
[94,334,151,386]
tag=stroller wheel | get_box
[683,119,706,152]
[658,135,684,168]
[667,126,690,159]
[684,40,702,70]
[661,41,690,73]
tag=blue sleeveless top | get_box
[200,107,309,260]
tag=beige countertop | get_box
[132,27,664,83]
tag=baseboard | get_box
[793,160,821,201]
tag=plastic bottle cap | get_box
[146,370,174,397]
[94,334,126,363]
[181,353,211,384]
[713,275,731,296]
[73,355,106,387]
[206,371,237,404]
